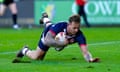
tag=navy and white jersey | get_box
[40,21,86,48]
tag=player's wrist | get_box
[84,52,93,62]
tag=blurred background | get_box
[0,0,120,28]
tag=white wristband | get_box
[84,52,93,62]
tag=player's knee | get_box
[12,11,17,15]
[31,55,40,60]
[31,47,46,60]
[0,12,3,16]
[31,53,44,60]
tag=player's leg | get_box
[25,37,50,60]
[24,33,50,60]
[81,6,90,27]
[12,46,48,63]
[9,3,19,29]
[0,4,6,16]
[78,5,83,16]
[82,11,90,27]
[12,37,49,63]
[25,46,47,60]
[39,13,52,27]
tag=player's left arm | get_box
[76,32,99,62]
[80,44,100,62]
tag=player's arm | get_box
[80,44,99,62]
[44,31,68,47]
[76,31,99,62]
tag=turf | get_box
[0,27,120,72]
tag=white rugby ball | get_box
[55,32,66,42]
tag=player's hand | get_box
[89,58,100,63]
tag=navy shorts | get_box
[38,40,49,52]
[3,0,14,6]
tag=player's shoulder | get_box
[54,21,68,27]
[76,30,84,36]
[56,21,67,25]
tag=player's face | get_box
[67,22,80,35]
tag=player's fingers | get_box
[89,58,100,63]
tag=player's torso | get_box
[41,22,85,45]
[65,30,85,44]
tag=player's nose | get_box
[75,29,78,33]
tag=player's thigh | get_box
[0,4,6,15]
[9,3,17,14]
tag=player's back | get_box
[42,21,68,37]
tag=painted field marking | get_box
[0,41,120,55]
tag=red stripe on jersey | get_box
[49,30,56,36]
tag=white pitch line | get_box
[88,41,120,46]
[0,41,120,55]
[0,51,17,55]
[0,44,3,46]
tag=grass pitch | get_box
[0,27,120,72]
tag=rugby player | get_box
[12,13,99,63]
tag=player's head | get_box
[67,14,80,35]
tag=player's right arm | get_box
[44,31,68,47]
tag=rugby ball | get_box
[55,32,66,42]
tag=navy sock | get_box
[12,14,17,25]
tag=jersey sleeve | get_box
[49,22,67,35]
[75,31,86,46]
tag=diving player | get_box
[12,13,99,63]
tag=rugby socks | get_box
[22,48,29,55]
[12,14,17,25]
[43,18,52,27]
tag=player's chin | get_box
[71,32,77,35]
[71,33,76,35]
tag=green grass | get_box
[0,27,120,72]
